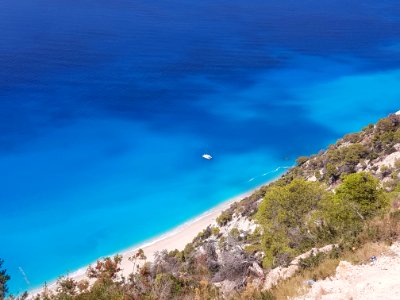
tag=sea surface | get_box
[1,0,400,294]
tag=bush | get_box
[298,251,326,270]
[229,228,240,239]
[216,211,233,226]
[56,276,77,296]
[296,156,309,166]
[194,227,212,243]
[153,273,184,299]
[211,226,220,236]
[87,255,122,280]
[343,132,361,143]
[323,144,369,182]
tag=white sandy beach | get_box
[28,181,272,297]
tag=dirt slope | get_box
[296,242,400,300]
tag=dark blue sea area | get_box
[1,0,400,294]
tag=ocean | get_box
[1,0,400,294]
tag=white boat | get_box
[202,154,212,160]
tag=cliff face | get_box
[188,112,400,297]
[297,112,400,189]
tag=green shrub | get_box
[211,226,220,236]
[296,156,309,166]
[216,211,233,226]
[380,165,392,177]
[298,251,326,270]
[229,228,240,238]
[343,133,357,143]
[184,243,195,258]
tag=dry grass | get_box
[232,283,275,300]
[364,213,400,244]
[269,257,339,300]
[268,242,390,300]
[341,242,389,265]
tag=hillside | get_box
[2,112,400,300]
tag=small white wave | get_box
[19,267,31,286]
[262,165,292,176]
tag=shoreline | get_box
[28,176,280,297]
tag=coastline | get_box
[28,176,280,297]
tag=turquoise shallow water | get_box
[1,0,400,294]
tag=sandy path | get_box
[296,242,400,300]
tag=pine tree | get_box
[0,259,10,300]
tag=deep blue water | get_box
[1,0,400,294]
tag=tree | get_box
[256,179,330,267]
[336,172,388,219]
[317,192,363,240]
[87,255,122,281]
[0,259,10,300]
[56,276,77,296]
[316,172,389,242]
[128,249,147,273]
[257,179,328,229]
